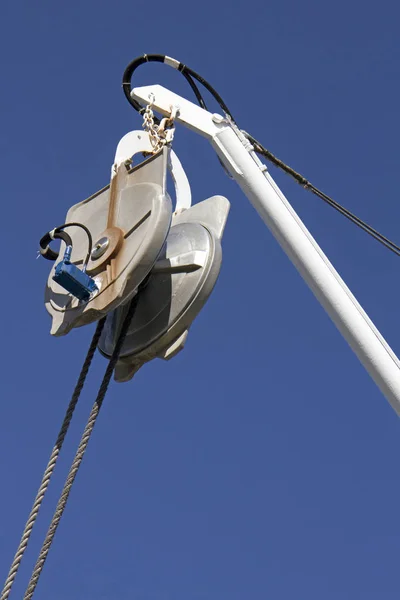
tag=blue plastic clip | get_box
[53,246,98,301]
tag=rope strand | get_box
[0,318,105,600]
[23,295,139,599]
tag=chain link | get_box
[142,95,176,152]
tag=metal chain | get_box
[142,97,162,151]
[142,95,176,152]
[23,294,140,599]
[0,318,106,600]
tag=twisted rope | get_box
[0,318,106,600]
[23,295,139,599]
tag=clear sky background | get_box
[1,1,400,598]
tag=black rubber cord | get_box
[39,223,93,269]
[121,53,400,259]
[121,54,233,120]
[39,230,73,262]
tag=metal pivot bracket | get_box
[45,131,179,336]
[98,194,230,381]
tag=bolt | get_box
[91,237,110,260]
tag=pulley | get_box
[40,122,230,377]
[99,194,230,381]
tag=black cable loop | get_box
[39,230,72,261]
[121,54,232,121]
[39,223,93,270]
[122,54,400,259]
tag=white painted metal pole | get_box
[215,126,400,414]
[132,85,400,415]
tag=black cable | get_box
[121,54,232,120]
[178,63,234,120]
[122,54,400,258]
[39,230,73,262]
[39,223,93,270]
[245,132,400,258]
[61,223,93,269]
[180,70,208,110]
[122,54,164,116]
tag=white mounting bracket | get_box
[114,129,192,213]
[131,84,400,416]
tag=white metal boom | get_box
[132,84,400,416]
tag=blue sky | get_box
[1,0,400,598]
